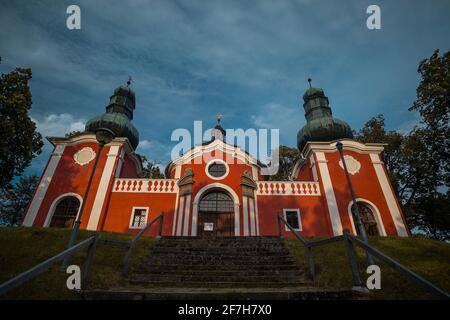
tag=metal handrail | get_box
[277,213,343,280]
[347,232,450,300]
[277,212,449,299]
[277,213,314,279]
[122,212,165,275]
[0,234,99,296]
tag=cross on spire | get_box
[216,112,222,125]
[308,78,312,89]
[127,76,133,86]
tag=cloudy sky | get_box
[1,0,449,176]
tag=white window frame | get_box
[129,207,149,229]
[283,208,302,231]
[205,158,230,180]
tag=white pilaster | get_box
[86,145,120,230]
[249,197,256,236]
[316,152,343,235]
[23,144,66,226]
[176,196,185,236]
[183,194,191,236]
[370,154,408,236]
[242,196,249,236]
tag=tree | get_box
[0,68,43,188]
[356,49,450,240]
[65,130,83,138]
[355,115,405,195]
[0,175,39,226]
[269,145,300,181]
[140,155,165,179]
[405,49,450,240]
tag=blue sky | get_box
[1,0,449,176]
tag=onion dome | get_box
[85,79,139,149]
[297,79,353,151]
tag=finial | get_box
[307,78,312,89]
[127,76,133,86]
[216,112,222,124]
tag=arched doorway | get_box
[198,190,235,237]
[351,202,380,236]
[49,196,81,228]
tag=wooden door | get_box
[198,190,235,237]
[198,212,234,237]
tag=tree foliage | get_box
[356,49,450,240]
[140,155,165,179]
[0,175,39,226]
[269,145,300,181]
[0,68,43,188]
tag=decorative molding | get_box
[302,139,385,159]
[73,147,96,166]
[113,178,179,193]
[241,170,257,198]
[256,181,321,196]
[178,168,195,196]
[338,155,361,175]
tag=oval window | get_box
[207,162,227,178]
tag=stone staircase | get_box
[84,237,359,300]
[130,236,309,288]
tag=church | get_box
[21,81,410,238]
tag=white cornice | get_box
[302,139,386,159]
[167,140,261,175]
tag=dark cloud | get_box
[1,0,449,175]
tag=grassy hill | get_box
[0,227,449,300]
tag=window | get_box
[49,196,80,228]
[351,202,380,236]
[205,159,229,180]
[207,162,227,178]
[199,191,234,212]
[130,207,148,228]
[283,209,301,231]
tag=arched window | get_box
[351,202,380,236]
[49,197,80,228]
[199,191,234,212]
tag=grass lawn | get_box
[0,227,155,300]
[286,236,450,299]
[0,227,449,300]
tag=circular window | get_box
[206,161,228,179]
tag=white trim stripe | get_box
[23,145,66,226]
[176,196,185,236]
[242,196,249,236]
[316,152,343,235]
[183,194,191,236]
[87,145,120,230]
[249,198,256,236]
[370,154,408,236]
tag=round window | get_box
[207,162,227,178]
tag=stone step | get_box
[139,269,305,277]
[83,287,362,300]
[144,253,295,260]
[132,273,306,283]
[143,258,297,266]
[140,264,302,272]
[128,279,310,288]
[149,248,290,255]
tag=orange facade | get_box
[22,134,409,238]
